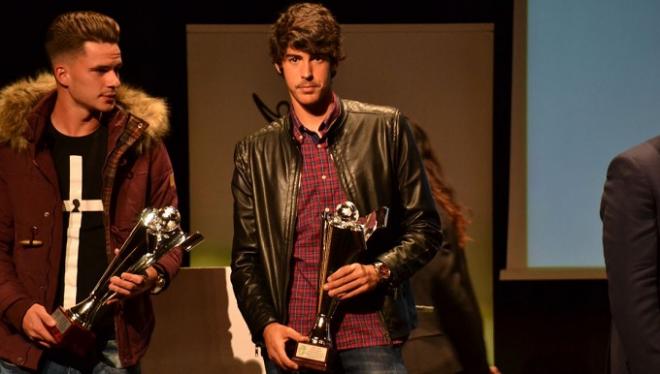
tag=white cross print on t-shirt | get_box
[62,155,103,308]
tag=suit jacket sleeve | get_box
[602,151,660,372]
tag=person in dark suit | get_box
[602,135,660,374]
[402,124,493,374]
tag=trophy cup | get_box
[48,206,204,357]
[288,201,389,372]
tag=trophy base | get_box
[47,307,96,357]
[287,340,334,372]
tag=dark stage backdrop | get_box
[0,2,610,373]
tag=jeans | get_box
[0,359,139,374]
[263,345,407,374]
[0,341,139,374]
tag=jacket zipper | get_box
[286,161,301,275]
[282,135,302,325]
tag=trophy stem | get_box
[309,314,332,347]
[67,295,102,329]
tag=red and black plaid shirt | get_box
[287,94,390,350]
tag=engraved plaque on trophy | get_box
[48,206,204,357]
[289,201,389,372]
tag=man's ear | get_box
[53,63,70,87]
[274,63,282,75]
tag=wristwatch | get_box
[373,261,391,283]
[150,270,167,295]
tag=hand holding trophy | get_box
[288,201,388,372]
[47,206,204,357]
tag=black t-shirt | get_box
[45,122,113,339]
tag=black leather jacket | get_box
[231,98,442,344]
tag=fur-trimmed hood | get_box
[0,73,170,151]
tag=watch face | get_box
[157,274,166,287]
[377,263,391,280]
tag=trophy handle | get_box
[180,232,204,252]
[362,207,389,242]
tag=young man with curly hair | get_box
[231,3,442,373]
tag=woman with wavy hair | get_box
[403,124,495,374]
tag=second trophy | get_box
[288,201,389,372]
[48,206,204,357]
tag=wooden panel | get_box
[142,267,264,373]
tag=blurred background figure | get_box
[403,123,494,374]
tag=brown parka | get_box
[0,74,181,370]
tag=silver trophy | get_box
[289,201,389,372]
[48,206,204,356]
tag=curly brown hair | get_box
[269,3,344,69]
[45,11,120,63]
[411,123,471,249]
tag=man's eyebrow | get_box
[90,62,123,70]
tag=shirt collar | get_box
[291,93,341,144]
